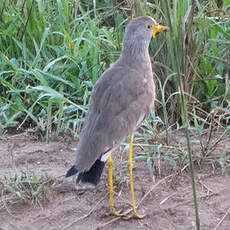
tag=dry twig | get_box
[62,195,107,230]
[214,207,230,230]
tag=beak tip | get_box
[152,24,169,38]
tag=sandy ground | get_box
[0,132,230,230]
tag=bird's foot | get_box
[122,211,146,220]
[106,208,124,217]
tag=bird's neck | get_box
[119,42,152,70]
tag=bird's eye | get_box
[147,25,151,29]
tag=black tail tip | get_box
[76,159,105,185]
[66,165,78,177]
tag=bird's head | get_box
[123,16,168,48]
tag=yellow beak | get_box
[152,24,169,38]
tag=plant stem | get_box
[163,0,200,229]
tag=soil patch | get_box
[0,132,230,230]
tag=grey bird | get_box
[66,16,168,218]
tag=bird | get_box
[66,16,168,219]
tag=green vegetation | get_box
[0,0,122,139]
[1,164,55,206]
[0,0,229,139]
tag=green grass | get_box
[0,0,124,139]
[0,164,55,206]
[0,0,229,138]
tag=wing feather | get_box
[75,65,154,171]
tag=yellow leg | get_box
[108,155,122,216]
[128,135,145,219]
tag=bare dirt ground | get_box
[0,131,230,230]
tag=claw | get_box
[105,209,124,217]
[122,211,146,220]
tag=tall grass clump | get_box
[1,0,228,139]
[147,0,230,127]
[0,0,126,139]
[129,1,229,229]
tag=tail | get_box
[66,165,78,177]
[77,159,105,185]
[66,159,105,186]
